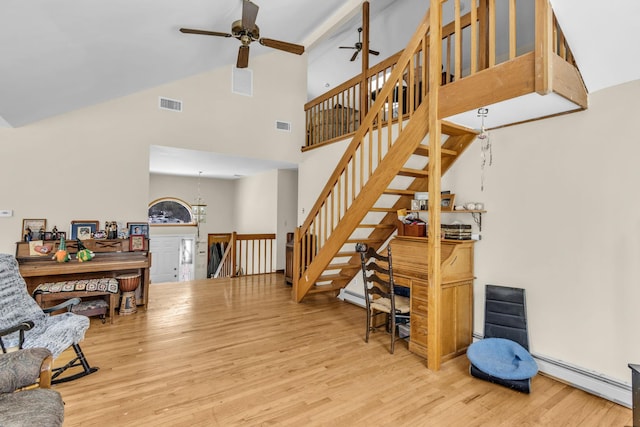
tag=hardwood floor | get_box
[55,274,632,426]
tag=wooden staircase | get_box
[294,106,477,301]
[291,6,476,302]
[293,0,586,302]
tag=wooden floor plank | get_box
[54,274,632,426]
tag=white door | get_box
[150,236,181,283]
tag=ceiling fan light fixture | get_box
[180,0,304,69]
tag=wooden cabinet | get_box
[390,237,474,362]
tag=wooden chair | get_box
[356,243,410,354]
[0,254,98,384]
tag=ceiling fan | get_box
[339,27,380,62]
[179,0,305,69]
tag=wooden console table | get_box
[17,240,151,309]
[389,236,475,364]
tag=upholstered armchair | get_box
[0,347,64,426]
[0,253,97,383]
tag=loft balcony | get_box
[304,0,587,149]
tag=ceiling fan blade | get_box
[180,28,232,38]
[237,45,250,68]
[242,0,259,31]
[259,38,304,55]
[338,46,357,49]
[369,49,380,56]
[350,50,359,62]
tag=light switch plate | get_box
[0,210,13,217]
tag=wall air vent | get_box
[159,97,183,112]
[275,121,291,132]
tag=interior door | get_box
[150,236,181,283]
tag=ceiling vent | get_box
[159,97,182,112]
[276,121,291,132]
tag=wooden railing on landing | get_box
[304,0,580,149]
[209,232,276,278]
[292,10,434,302]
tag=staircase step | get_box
[369,207,397,213]
[441,120,479,136]
[336,251,358,257]
[308,283,346,294]
[357,223,395,229]
[398,167,429,178]
[414,144,458,157]
[317,272,352,281]
[326,263,360,270]
[384,188,415,196]
[345,238,383,245]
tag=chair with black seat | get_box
[356,243,410,354]
[467,284,538,393]
[0,254,98,384]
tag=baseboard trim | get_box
[342,293,632,407]
[472,333,632,408]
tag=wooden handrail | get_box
[293,10,433,301]
[294,0,584,301]
[211,232,276,278]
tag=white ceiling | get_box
[150,145,297,179]
[3,0,640,177]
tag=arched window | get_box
[148,197,195,225]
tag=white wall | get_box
[0,51,306,256]
[234,170,278,233]
[276,169,298,270]
[442,79,640,383]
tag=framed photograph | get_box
[129,234,146,252]
[56,231,66,241]
[71,220,99,240]
[43,231,53,241]
[148,197,195,226]
[29,240,53,256]
[127,222,149,238]
[22,218,46,241]
[441,194,456,211]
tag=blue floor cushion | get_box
[467,337,538,380]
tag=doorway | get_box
[149,235,195,283]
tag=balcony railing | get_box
[304,0,577,149]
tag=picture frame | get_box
[127,222,149,238]
[129,234,146,252]
[22,218,46,241]
[441,194,456,211]
[148,197,195,226]
[71,220,99,240]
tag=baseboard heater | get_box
[338,288,365,308]
[340,290,632,407]
[472,333,632,408]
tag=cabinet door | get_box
[440,280,473,361]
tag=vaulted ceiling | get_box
[2,0,640,174]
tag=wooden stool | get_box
[116,274,140,315]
